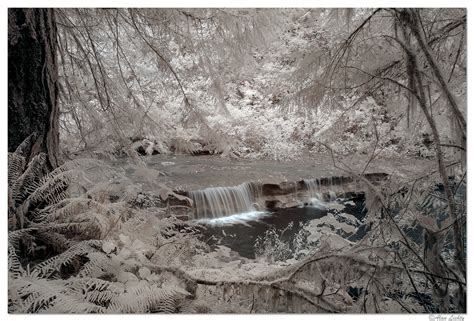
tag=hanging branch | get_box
[447,23,465,83]
[403,9,466,142]
[127,9,192,110]
[325,8,382,87]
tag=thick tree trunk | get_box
[8,8,59,168]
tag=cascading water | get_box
[190,182,261,220]
[303,177,341,206]
[303,178,321,197]
[328,176,341,201]
[303,178,324,207]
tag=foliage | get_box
[8,149,198,313]
[54,8,465,162]
[8,7,467,314]
[255,222,311,262]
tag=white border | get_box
[0,0,472,8]
[1,1,471,321]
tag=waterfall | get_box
[190,182,259,219]
[304,177,342,202]
[303,177,341,206]
[303,178,324,207]
[303,178,321,198]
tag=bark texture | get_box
[8,8,59,168]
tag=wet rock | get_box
[265,199,282,209]
[135,145,147,155]
[282,201,299,208]
[175,214,190,221]
[265,199,300,209]
[167,194,193,207]
[261,182,297,196]
[131,138,166,156]
[167,205,193,220]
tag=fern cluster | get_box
[8,150,200,313]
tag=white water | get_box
[307,197,326,208]
[194,211,270,226]
[190,182,261,219]
[304,178,321,196]
[303,178,339,207]
[190,177,343,220]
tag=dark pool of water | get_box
[198,195,367,259]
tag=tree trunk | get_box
[8,8,59,168]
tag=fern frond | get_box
[41,291,106,313]
[8,197,17,230]
[23,158,123,211]
[36,231,74,253]
[8,152,26,188]
[66,276,124,293]
[108,283,187,313]
[8,243,25,278]
[10,276,63,313]
[78,252,119,278]
[32,240,103,278]
[14,132,37,157]
[27,170,75,206]
[8,228,37,250]
[9,276,106,313]
[32,222,99,240]
[65,277,124,307]
[11,153,47,205]
[35,197,110,222]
